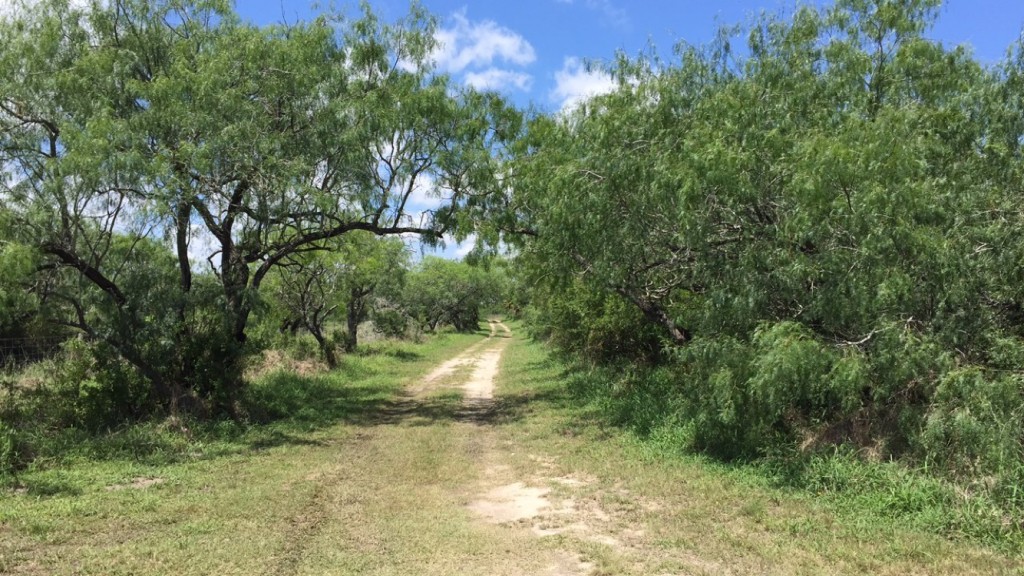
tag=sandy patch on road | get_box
[468,482,551,524]
[462,346,504,401]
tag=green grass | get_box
[2,325,1021,575]
[535,343,1024,553]
[0,332,483,575]
[489,330,1023,574]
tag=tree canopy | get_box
[0,0,518,413]
[497,0,1024,484]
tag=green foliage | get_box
[527,277,663,364]
[4,340,152,433]
[0,421,24,478]
[757,448,1022,548]
[0,240,37,332]
[254,232,411,363]
[500,0,1024,533]
[0,329,474,489]
[564,358,1023,548]
[0,0,512,415]
[921,368,1024,479]
[371,308,410,339]
[401,257,502,332]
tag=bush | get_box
[372,309,409,339]
[920,368,1024,479]
[529,278,664,364]
[283,334,321,362]
[0,422,24,477]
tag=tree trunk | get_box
[310,327,337,368]
[346,286,372,353]
[214,242,252,416]
[346,298,359,353]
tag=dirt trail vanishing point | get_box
[409,320,615,576]
[260,319,640,576]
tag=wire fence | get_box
[0,337,65,369]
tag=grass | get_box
[1,324,1021,575]
[0,332,483,575]
[488,329,1023,575]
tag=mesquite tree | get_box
[500,0,1024,468]
[0,0,514,414]
[402,257,501,333]
[266,232,409,364]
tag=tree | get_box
[265,232,409,364]
[0,0,515,415]
[0,214,38,340]
[0,209,46,360]
[402,257,501,333]
[497,0,1024,461]
[336,234,410,352]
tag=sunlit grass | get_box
[490,330,1022,574]
[0,332,483,575]
[1,326,1020,575]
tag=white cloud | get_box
[433,12,536,74]
[403,172,443,212]
[551,57,617,111]
[430,11,536,93]
[463,68,532,92]
[454,233,478,258]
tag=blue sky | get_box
[235,1,1024,116]
[7,1,1015,260]
[231,1,1024,258]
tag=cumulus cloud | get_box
[551,57,617,111]
[463,68,532,92]
[433,11,536,73]
[431,11,535,93]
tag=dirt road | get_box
[409,320,603,575]
[5,321,1015,575]
[270,320,618,575]
[275,322,1013,575]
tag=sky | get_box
[232,0,1024,258]
[233,0,1024,116]
[4,0,1024,260]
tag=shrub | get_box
[920,368,1024,479]
[0,422,24,477]
[372,309,409,339]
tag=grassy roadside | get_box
[3,323,1021,575]
[490,328,1023,575]
[0,331,485,576]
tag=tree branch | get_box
[41,242,128,308]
